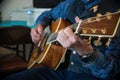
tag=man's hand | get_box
[30,24,43,44]
[56,16,94,56]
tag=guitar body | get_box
[27,18,71,70]
[28,11,120,70]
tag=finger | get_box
[57,36,72,48]
[60,30,69,40]
[31,37,37,44]
[64,27,74,37]
[57,30,68,46]
[31,29,41,38]
[75,16,80,23]
[38,27,42,34]
[31,32,40,40]
[32,36,41,44]
[31,30,41,44]
[36,24,43,34]
[31,29,37,36]
[57,30,73,48]
[56,35,66,47]
[68,35,78,44]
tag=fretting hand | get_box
[56,17,94,56]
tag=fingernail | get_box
[38,32,42,34]
[38,28,42,34]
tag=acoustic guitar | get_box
[27,11,120,70]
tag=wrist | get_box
[79,49,98,64]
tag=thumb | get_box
[75,16,81,23]
[37,24,43,34]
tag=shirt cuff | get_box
[80,49,98,64]
[81,49,107,68]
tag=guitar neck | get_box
[46,11,120,45]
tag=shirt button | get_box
[73,51,76,54]
[71,62,74,65]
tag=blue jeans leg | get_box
[3,66,65,80]
[3,66,103,80]
[65,70,103,80]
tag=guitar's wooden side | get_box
[36,44,67,70]
[27,45,39,69]
[27,18,71,70]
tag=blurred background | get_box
[0,0,64,79]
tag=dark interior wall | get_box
[33,0,65,8]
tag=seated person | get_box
[3,0,120,80]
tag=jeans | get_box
[3,66,102,80]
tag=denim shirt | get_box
[68,34,120,79]
[36,0,102,27]
[35,0,120,79]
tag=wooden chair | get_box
[0,26,33,79]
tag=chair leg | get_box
[22,44,26,60]
[16,44,19,55]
